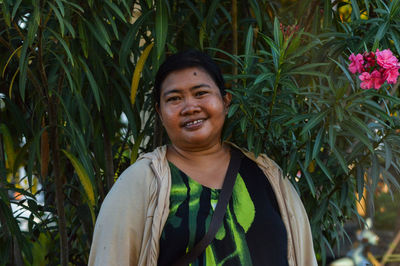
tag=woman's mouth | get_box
[183,119,205,129]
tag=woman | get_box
[89,50,317,266]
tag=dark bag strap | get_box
[172,148,244,266]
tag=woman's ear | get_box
[223,92,232,111]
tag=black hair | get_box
[153,49,226,105]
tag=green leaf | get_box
[350,0,360,20]
[156,0,168,60]
[240,118,247,133]
[312,127,324,160]
[62,149,96,225]
[105,0,127,22]
[2,1,11,27]
[63,19,76,38]
[47,28,74,66]
[228,104,239,118]
[349,115,373,137]
[298,160,316,197]
[60,0,84,13]
[119,10,152,70]
[249,0,262,31]
[373,21,388,50]
[290,63,329,73]
[328,123,336,149]
[332,147,348,174]
[371,154,379,191]
[105,8,119,40]
[283,114,311,126]
[84,18,113,57]
[273,17,281,49]
[329,57,355,89]
[315,157,333,182]
[55,0,65,16]
[11,0,22,20]
[342,121,373,152]
[313,198,328,222]
[286,39,320,61]
[383,140,392,170]
[48,2,65,36]
[78,20,88,58]
[300,110,328,136]
[78,57,101,110]
[205,0,220,30]
[254,73,274,85]
[244,26,253,71]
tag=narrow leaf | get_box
[131,43,154,105]
[0,124,16,172]
[300,110,328,136]
[156,0,168,60]
[62,149,96,224]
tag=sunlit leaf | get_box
[130,43,154,105]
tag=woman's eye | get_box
[196,91,207,96]
[166,96,180,102]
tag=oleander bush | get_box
[0,0,399,265]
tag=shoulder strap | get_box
[172,148,244,266]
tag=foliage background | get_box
[0,0,399,265]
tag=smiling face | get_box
[157,67,231,150]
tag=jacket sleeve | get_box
[88,159,157,266]
[281,177,318,266]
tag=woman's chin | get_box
[173,134,220,149]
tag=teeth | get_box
[186,119,203,126]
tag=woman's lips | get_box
[183,119,205,130]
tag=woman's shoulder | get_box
[107,146,167,196]
[226,142,282,173]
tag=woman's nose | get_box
[180,97,201,115]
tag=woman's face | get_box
[157,67,231,150]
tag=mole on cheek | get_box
[193,72,197,76]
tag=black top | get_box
[158,154,288,266]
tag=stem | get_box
[38,24,48,95]
[232,0,238,77]
[381,229,400,265]
[265,69,281,132]
[12,236,24,266]
[48,97,68,265]
[101,112,114,192]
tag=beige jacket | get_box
[88,145,317,266]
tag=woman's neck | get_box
[166,142,231,189]
[167,142,230,165]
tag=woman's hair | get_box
[153,49,226,105]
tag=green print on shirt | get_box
[165,163,256,265]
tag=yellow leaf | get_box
[308,160,316,173]
[0,124,16,171]
[130,43,154,105]
[9,68,19,99]
[62,149,96,224]
[2,46,22,78]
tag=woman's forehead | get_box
[161,67,216,91]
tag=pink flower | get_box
[376,49,399,69]
[359,72,373,89]
[359,70,384,90]
[363,51,376,69]
[371,70,384,89]
[349,53,364,74]
[383,68,400,84]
